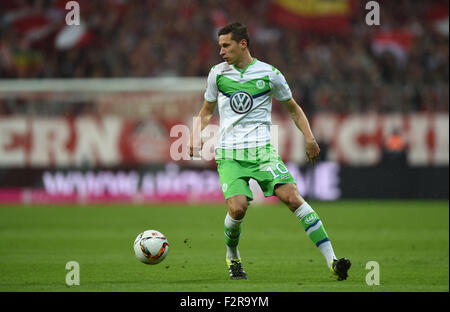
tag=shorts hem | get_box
[224,193,254,201]
[263,182,297,197]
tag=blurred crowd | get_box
[0,0,448,114]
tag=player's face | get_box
[219,33,243,65]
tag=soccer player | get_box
[189,22,350,281]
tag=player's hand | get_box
[189,136,201,158]
[305,138,320,165]
[189,145,201,158]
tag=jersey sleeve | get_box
[204,67,218,103]
[270,70,292,102]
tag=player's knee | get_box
[284,194,304,211]
[229,205,247,220]
[275,184,304,211]
[231,210,246,220]
[227,197,248,220]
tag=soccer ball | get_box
[133,230,169,265]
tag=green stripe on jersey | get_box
[216,75,270,97]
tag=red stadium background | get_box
[0,0,448,203]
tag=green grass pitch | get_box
[0,200,448,292]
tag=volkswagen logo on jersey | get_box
[230,91,253,114]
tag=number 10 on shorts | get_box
[265,162,289,178]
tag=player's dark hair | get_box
[218,22,250,48]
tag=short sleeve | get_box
[204,67,218,103]
[271,70,292,102]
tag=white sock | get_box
[294,202,337,268]
[293,201,315,219]
[318,241,337,268]
[224,213,243,260]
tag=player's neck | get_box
[234,52,254,70]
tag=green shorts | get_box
[215,144,296,201]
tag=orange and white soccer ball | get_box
[133,230,169,264]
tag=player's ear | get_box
[239,39,248,49]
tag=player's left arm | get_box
[281,97,320,165]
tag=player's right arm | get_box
[189,100,217,157]
[190,66,219,157]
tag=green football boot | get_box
[226,258,248,280]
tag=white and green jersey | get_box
[204,58,292,150]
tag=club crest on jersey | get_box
[230,91,253,114]
[256,80,265,89]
